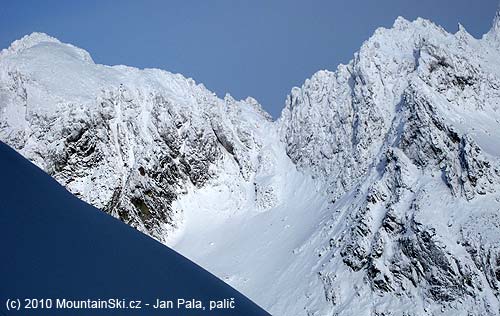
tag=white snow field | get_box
[167,124,331,314]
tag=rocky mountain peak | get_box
[492,3,500,33]
[483,2,500,43]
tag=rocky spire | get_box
[493,2,500,31]
[486,1,500,40]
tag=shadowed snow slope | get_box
[0,141,270,316]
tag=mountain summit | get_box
[1,10,500,316]
[486,3,500,41]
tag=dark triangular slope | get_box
[0,142,270,316]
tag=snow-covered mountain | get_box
[1,8,500,316]
[0,32,273,243]
[0,141,271,316]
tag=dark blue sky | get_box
[0,1,497,117]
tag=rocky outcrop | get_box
[280,13,500,316]
[0,34,271,242]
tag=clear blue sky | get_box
[0,0,497,118]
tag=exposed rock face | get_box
[279,14,500,316]
[0,33,271,242]
[2,9,500,316]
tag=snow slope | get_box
[2,7,500,316]
[169,13,500,316]
[0,141,270,316]
[167,121,330,314]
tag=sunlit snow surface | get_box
[167,124,331,314]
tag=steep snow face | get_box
[278,15,500,316]
[0,32,272,243]
[279,16,500,200]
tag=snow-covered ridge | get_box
[276,12,500,316]
[485,2,500,42]
[0,32,273,242]
[2,8,500,316]
[1,32,94,63]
